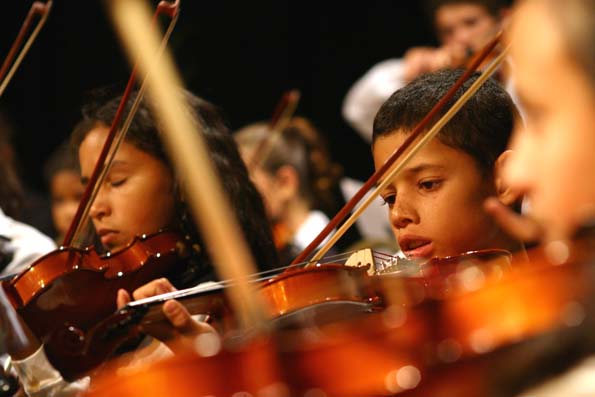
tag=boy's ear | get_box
[493,150,519,206]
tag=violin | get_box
[2,231,188,381]
[86,234,595,397]
[34,248,508,381]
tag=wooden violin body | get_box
[42,250,502,384]
[52,260,381,380]
[50,249,508,380]
[2,231,187,381]
[87,238,595,397]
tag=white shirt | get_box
[342,58,408,142]
[342,57,520,142]
[0,208,55,277]
[292,210,331,252]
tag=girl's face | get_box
[79,125,176,252]
[50,169,84,239]
[505,0,595,241]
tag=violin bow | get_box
[292,32,503,265]
[108,0,266,330]
[247,89,301,171]
[0,1,53,98]
[62,0,180,247]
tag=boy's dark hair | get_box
[425,0,510,21]
[372,69,518,174]
[71,89,280,285]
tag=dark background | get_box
[0,0,435,195]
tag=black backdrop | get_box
[0,1,435,193]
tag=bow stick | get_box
[109,0,266,330]
[0,1,53,98]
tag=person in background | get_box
[43,142,84,244]
[235,117,394,265]
[344,0,510,141]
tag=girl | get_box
[234,117,343,264]
[7,90,279,396]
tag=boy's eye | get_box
[419,179,442,191]
[381,194,396,208]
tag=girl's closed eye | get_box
[110,178,127,187]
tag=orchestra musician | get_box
[2,90,279,396]
[484,0,595,393]
[234,117,394,264]
[372,68,522,260]
[3,0,595,395]
[234,118,339,264]
[43,142,84,244]
[344,0,511,141]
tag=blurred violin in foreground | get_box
[87,232,595,397]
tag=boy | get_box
[372,69,521,259]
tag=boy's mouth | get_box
[398,236,433,259]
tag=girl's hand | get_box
[116,279,218,353]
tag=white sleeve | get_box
[0,214,56,276]
[342,59,407,142]
[11,346,90,397]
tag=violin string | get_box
[126,249,398,308]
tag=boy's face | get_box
[373,131,501,259]
[435,3,502,53]
[506,0,595,240]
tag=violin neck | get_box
[125,281,227,325]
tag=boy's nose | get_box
[390,200,418,229]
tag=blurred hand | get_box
[484,197,543,243]
[403,44,467,82]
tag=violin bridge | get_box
[345,249,376,275]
